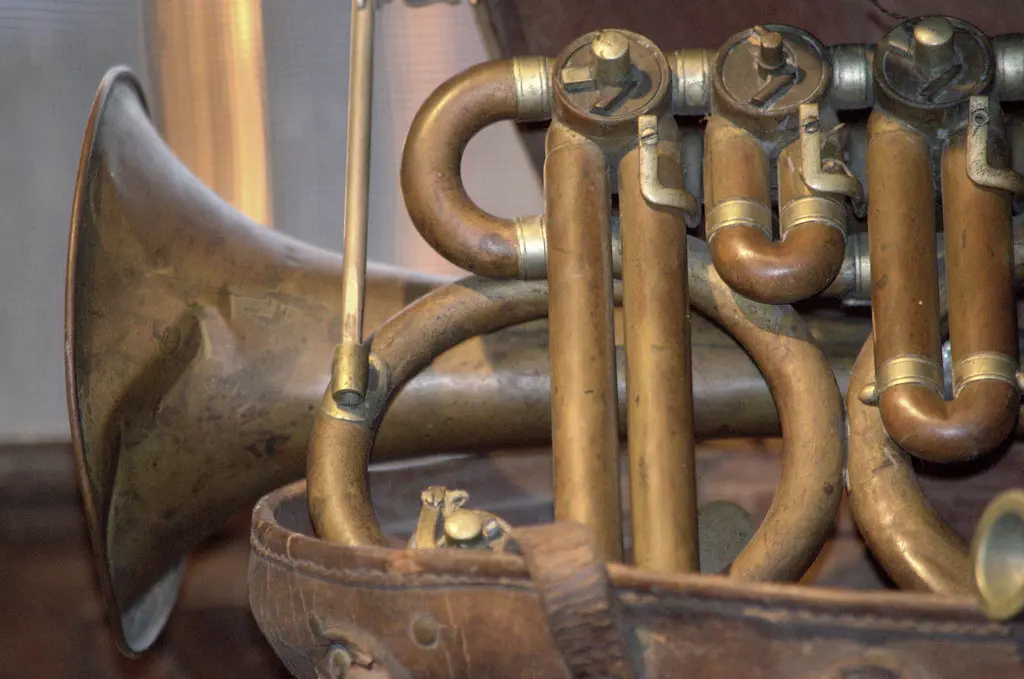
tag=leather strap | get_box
[516,522,637,679]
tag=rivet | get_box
[410,613,439,647]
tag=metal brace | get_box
[798,103,864,210]
[967,95,1024,195]
[637,115,701,228]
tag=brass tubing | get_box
[312,240,844,584]
[872,113,1019,463]
[687,242,844,581]
[847,336,973,595]
[619,130,698,572]
[706,118,846,304]
[309,278,550,545]
[545,124,622,561]
[401,60,542,278]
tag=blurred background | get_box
[0,0,542,444]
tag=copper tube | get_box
[309,278,551,545]
[619,127,698,572]
[870,111,1019,463]
[705,117,846,304]
[545,123,622,561]
[847,335,973,595]
[972,489,1024,620]
[401,60,535,278]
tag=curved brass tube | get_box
[308,278,549,546]
[310,241,844,583]
[705,117,846,304]
[869,112,1019,463]
[401,59,550,278]
[847,335,973,595]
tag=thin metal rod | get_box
[333,0,375,405]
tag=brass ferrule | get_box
[515,215,547,280]
[331,342,369,406]
[705,199,772,243]
[874,355,944,396]
[513,56,553,122]
[778,195,847,240]
[952,352,1020,397]
[671,48,712,115]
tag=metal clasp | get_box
[637,115,701,228]
[967,95,1024,194]
[798,103,864,212]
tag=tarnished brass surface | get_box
[869,112,1019,463]
[847,337,973,594]
[70,67,873,655]
[705,116,848,304]
[401,59,551,278]
[619,125,698,573]
[544,123,622,561]
[308,239,844,585]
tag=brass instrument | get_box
[66,10,1024,678]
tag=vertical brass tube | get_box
[545,123,622,561]
[618,124,698,572]
[871,112,1019,462]
[706,117,847,304]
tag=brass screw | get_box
[443,509,483,544]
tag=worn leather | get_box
[250,482,1024,679]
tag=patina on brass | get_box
[544,122,623,561]
[704,25,857,305]
[400,56,552,278]
[865,17,1020,464]
[620,118,698,572]
[70,66,871,656]
[308,238,844,584]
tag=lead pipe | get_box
[545,123,622,561]
[705,116,847,304]
[400,58,551,278]
[869,111,1019,463]
[619,122,698,573]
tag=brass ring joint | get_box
[875,355,944,396]
[516,214,548,280]
[513,56,553,122]
[779,196,847,240]
[705,199,772,244]
[952,352,1019,397]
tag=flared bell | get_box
[65,67,443,655]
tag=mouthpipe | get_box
[400,57,551,279]
[869,112,1019,463]
[704,117,846,304]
